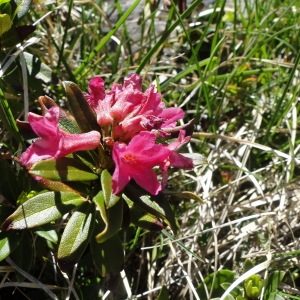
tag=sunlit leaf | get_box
[34,225,59,244]
[101,169,120,208]
[244,274,263,299]
[11,0,32,23]
[24,52,55,84]
[2,192,86,230]
[0,231,23,262]
[57,201,95,271]
[29,157,98,182]
[0,13,12,36]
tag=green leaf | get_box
[2,192,86,230]
[0,231,23,262]
[93,190,123,243]
[34,225,58,244]
[0,88,23,145]
[124,182,179,233]
[197,270,236,298]
[24,52,54,84]
[57,201,95,272]
[0,24,35,48]
[124,196,165,231]
[0,1,11,7]
[244,258,255,272]
[29,175,90,194]
[157,285,170,300]
[11,0,32,23]
[244,274,263,299]
[0,13,12,36]
[29,157,98,182]
[63,81,101,133]
[91,226,124,277]
[264,271,285,299]
[101,169,120,208]
[170,191,204,204]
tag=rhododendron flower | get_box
[85,73,184,142]
[161,130,194,188]
[167,130,194,168]
[20,107,101,166]
[112,131,170,195]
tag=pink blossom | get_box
[161,130,194,188]
[85,73,185,142]
[20,107,101,166]
[112,131,170,195]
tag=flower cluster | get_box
[20,74,193,195]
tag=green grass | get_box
[0,0,300,299]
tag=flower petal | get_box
[20,107,101,166]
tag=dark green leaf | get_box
[0,88,23,145]
[29,157,98,182]
[57,201,95,272]
[93,191,123,243]
[91,225,124,277]
[10,232,33,281]
[0,25,35,48]
[244,259,255,272]
[2,191,86,230]
[124,182,179,233]
[124,196,165,231]
[157,285,170,300]
[63,81,101,133]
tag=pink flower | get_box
[112,131,170,195]
[20,107,101,166]
[85,73,185,142]
[161,130,194,188]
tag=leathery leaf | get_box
[58,201,95,272]
[29,157,98,182]
[2,192,85,230]
[93,190,123,243]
